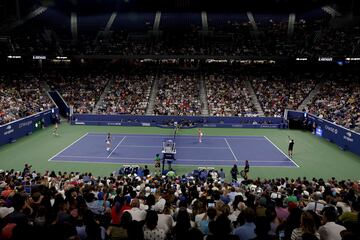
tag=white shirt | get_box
[318,222,346,240]
[303,201,324,214]
[157,213,174,234]
[125,207,146,222]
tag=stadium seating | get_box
[154,71,202,116]
[97,74,153,115]
[251,73,317,117]
[0,74,54,125]
[0,166,359,239]
[49,73,109,114]
[205,73,258,116]
[307,75,360,132]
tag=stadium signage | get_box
[296,58,307,61]
[0,109,59,146]
[325,125,338,134]
[287,110,360,157]
[345,58,360,61]
[107,122,122,126]
[318,57,333,62]
[343,132,354,142]
[19,120,33,129]
[4,129,14,135]
[7,55,21,59]
[33,55,46,60]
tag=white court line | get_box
[224,138,238,162]
[86,134,265,140]
[52,155,294,163]
[263,136,300,168]
[107,136,126,158]
[48,133,89,162]
[50,159,298,167]
[117,145,228,149]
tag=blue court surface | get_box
[49,133,299,168]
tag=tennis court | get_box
[48,133,298,167]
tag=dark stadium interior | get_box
[0,0,360,240]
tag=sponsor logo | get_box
[343,132,354,142]
[260,124,278,128]
[203,124,217,127]
[19,120,32,129]
[4,129,14,135]
[107,122,122,126]
[325,125,338,134]
[141,123,151,127]
[6,125,11,130]
[74,122,85,125]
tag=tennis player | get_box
[106,133,112,152]
[198,128,203,143]
[288,136,294,157]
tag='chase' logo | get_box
[6,125,11,130]
[325,125,338,134]
[346,132,352,137]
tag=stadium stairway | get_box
[199,74,210,116]
[145,73,159,115]
[93,78,113,113]
[297,81,324,111]
[245,80,264,116]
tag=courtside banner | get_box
[287,110,360,157]
[309,114,360,156]
[0,108,59,146]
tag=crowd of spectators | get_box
[0,74,54,125]
[2,69,360,134]
[205,73,258,117]
[251,73,317,117]
[1,165,360,240]
[97,74,153,115]
[154,72,201,116]
[307,74,360,132]
[50,73,109,114]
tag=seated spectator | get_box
[143,210,166,240]
[291,211,320,240]
[318,206,346,240]
[232,208,257,240]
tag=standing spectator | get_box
[143,166,150,177]
[218,169,225,182]
[231,165,239,182]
